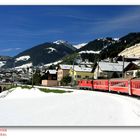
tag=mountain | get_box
[3,32,140,68]
[4,41,75,68]
[99,32,140,60]
[62,33,140,64]
[0,56,12,68]
[53,40,76,51]
[73,37,119,63]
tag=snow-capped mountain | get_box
[73,43,87,49]
[4,41,75,68]
[53,40,76,51]
[77,38,117,53]
[53,40,66,45]
[3,32,140,68]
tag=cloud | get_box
[84,7,140,35]
[1,47,21,52]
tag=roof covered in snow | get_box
[117,61,130,68]
[72,65,93,72]
[59,64,73,70]
[46,70,57,74]
[98,61,130,72]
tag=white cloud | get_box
[83,7,140,35]
[1,47,21,52]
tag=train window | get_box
[77,75,81,78]
[85,76,89,79]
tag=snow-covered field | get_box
[0,87,140,126]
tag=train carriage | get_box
[131,79,140,96]
[78,80,93,90]
[93,79,109,91]
[109,79,129,94]
[78,78,140,97]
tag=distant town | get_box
[0,41,140,91]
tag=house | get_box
[42,70,58,87]
[94,61,131,79]
[124,62,140,78]
[69,65,94,81]
[57,65,73,85]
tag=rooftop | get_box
[71,65,93,72]
[98,61,131,72]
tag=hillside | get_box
[3,32,140,68]
[62,32,140,64]
[4,41,75,68]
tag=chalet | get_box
[69,65,94,81]
[124,62,140,78]
[57,65,73,85]
[94,61,131,79]
[42,70,58,87]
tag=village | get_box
[0,43,140,90]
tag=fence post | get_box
[128,80,131,96]
[108,79,110,92]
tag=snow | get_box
[53,40,66,45]
[59,64,73,70]
[16,55,30,61]
[46,70,57,74]
[79,50,100,54]
[15,62,32,69]
[72,65,93,72]
[113,38,119,41]
[0,61,6,67]
[53,40,76,51]
[1,87,140,126]
[73,43,87,49]
[44,60,62,67]
[47,47,57,53]
[98,61,131,72]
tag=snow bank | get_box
[0,61,6,67]
[44,60,62,67]
[0,87,140,126]
[74,43,87,49]
[15,62,32,69]
[47,47,57,53]
[16,55,30,61]
[79,50,100,54]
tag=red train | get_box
[78,79,140,97]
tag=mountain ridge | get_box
[2,32,140,68]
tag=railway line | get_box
[78,78,140,97]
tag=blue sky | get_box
[0,6,140,56]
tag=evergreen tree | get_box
[60,75,71,86]
[32,70,42,85]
